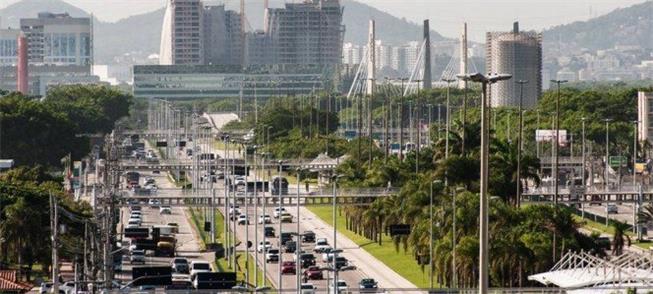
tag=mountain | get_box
[0,0,446,63]
[0,0,89,28]
[542,1,653,54]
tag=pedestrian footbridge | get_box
[529,251,653,293]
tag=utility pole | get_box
[415,80,422,174]
[399,78,407,161]
[50,193,59,294]
[551,79,567,263]
[516,80,528,207]
[442,78,456,161]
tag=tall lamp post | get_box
[516,80,528,207]
[442,78,456,161]
[633,120,639,187]
[457,73,512,294]
[550,79,567,207]
[604,118,613,191]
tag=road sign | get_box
[388,224,411,236]
[609,156,627,167]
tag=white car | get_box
[235,176,246,186]
[148,199,160,208]
[314,238,330,253]
[159,206,172,214]
[266,249,280,263]
[300,283,317,294]
[189,260,212,278]
[258,214,272,224]
[237,214,250,225]
[280,213,293,223]
[127,219,141,228]
[59,281,76,294]
[273,207,287,218]
[322,249,336,263]
[257,241,272,253]
[330,280,348,293]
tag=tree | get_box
[611,221,631,256]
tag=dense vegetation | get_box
[0,85,132,281]
[0,85,133,166]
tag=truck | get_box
[156,235,177,257]
[125,171,140,187]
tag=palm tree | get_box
[637,204,653,227]
[612,221,631,256]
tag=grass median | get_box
[307,206,434,288]
[187,207,272,287]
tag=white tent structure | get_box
[529,251,653,293]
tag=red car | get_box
[303,266,323,280]
[281,261,296,274]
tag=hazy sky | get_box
[1,0,649,41]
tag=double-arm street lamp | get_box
[457,73,512,294]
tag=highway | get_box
[198,141,418,292]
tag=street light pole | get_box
[516,80,528,207]
[605,118,613,191]
[581,118,586,188]
[550,79,567,208]
[458,73,512,294]
[399,78,407,161]
[442,78,456,161]
[633,120,638,187]
[429,180,434,290]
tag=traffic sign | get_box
[609,156,627,167]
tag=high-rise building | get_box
[265,0,344,66]
[0,29,20,65]
[391,45,407,73]
[638,91,653,144]
[202,5,243,65]
[160,0,204,65]
[20,12,92,66]
[486,22,542,108]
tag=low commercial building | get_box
[0,64,102,96]
[132,64,326,100]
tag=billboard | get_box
[535,130,568,146]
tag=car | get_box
[145,178,155,185]
[59,281,76,294]
[258,241,272,253]
[189,261,212,278]
[280,232,293,245]
[300,283,317,294]
[302,231,316,243]
[130,249,146,264]
[171,258,189,273]
[297,253,316,268]
[335,256,348,270]
[128,215,142,223]
[280,213,293,223]
[167,223,179,233]
[258,214,272,224]
[314,239,330,253]
[607,203,618,214]
[130,210,142,217]
[138,285,156,292]
[322,248,336,262]
[264,226,275,237]
[148,199,160,208]
[237,214,250,225]
[159,206,172,214]
[127,219,141,228]
[284,241,297,253]
[273,207,287,218]
[359,278,378,291]
[266,249,280,263]
[152,170,160,174]
[235,176,246,186]
[281,261,296,274]
[39,282,65,294]
[303,266,323,280]
[130,205,142,212]
[330,280,348,293]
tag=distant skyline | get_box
[1,0,649,42]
